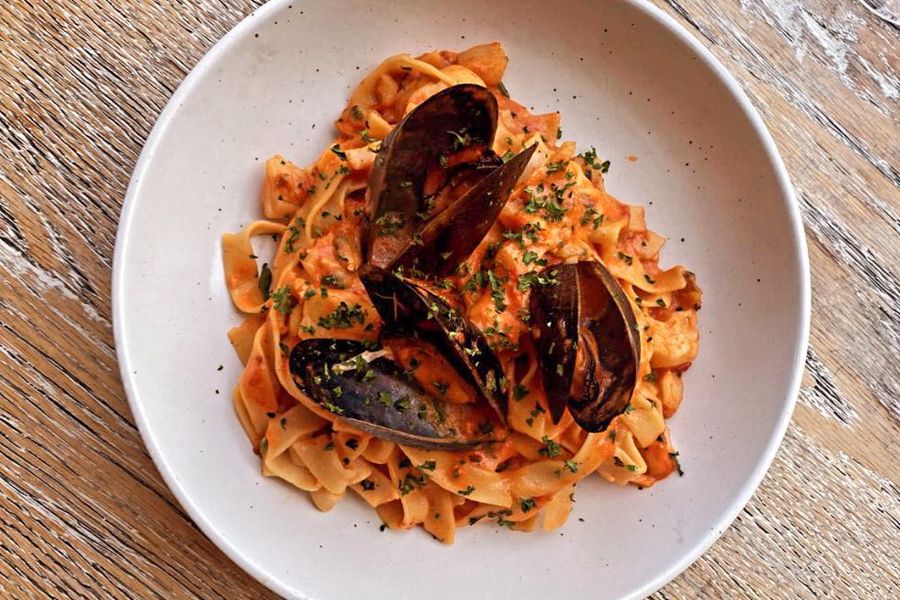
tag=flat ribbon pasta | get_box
[221,41,700,543]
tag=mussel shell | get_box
[366,84,498,270]
[529,261,641,431]
[528,264,578,423]
[359,264,508,422]
[393,143,537,277]
[289,338,503,449]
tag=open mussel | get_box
[366,83,536,277]
[359,264,507,419]
[529,261,641,432]
[289,335,506,450]
[402,144,535,275]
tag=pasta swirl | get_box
[222,43,701,542]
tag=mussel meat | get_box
[529,261,641,431]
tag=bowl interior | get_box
[114,1,807,598]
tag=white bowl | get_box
[113,1,810,598]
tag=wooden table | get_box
[1,1,897,597]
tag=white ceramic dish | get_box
[113,1,810,598]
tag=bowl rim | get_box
[111,0,811,597]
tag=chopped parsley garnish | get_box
[350,105,365,120]
[419,460,437,471]
[433,381,450,396]
[378,392,392,407]
[457,485,476,496]
[501,149,514,163]
[258,263,272,299]
[330,144,347,160]
[643,372,658,382]
[318,302,366,329]
[617,251,634,266]
[321,401,345,415]
[399,473,428,495]
[545,161,564,173]
[528,406,546,427]
[271,286,296,316]
[502,222,541,248]
[522,250,547,266]
[360,478,375,491]
[517,269,559,292]
[283,216,305,254]
[486,270,507,312]
[524,188,567,222]
[496,515,515,528]
[539,435,563,457]
[321,274,346,289]
[519,497,536,513]
[578,146,610,174]
[513,384,529,401]
[562,460,580,473]
[360,129,376,144]
[497,81,510,97]
[553,179,576,198]
[580,206,605,229]
[578,146,601,169]
[375,212,407,236]
[460,269,489,301]
[502,229,524,246]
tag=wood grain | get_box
[0,0,897,598]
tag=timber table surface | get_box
[1,1,898,598]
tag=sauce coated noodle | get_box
[222,42,701,543]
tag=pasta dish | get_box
[222,43,701,543]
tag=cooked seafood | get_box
[223,42,702,542]
[530,261,640,431]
